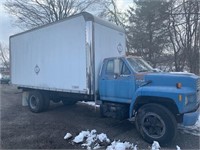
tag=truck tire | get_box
[28,91,44,113]
[135,103,177,145]
[62,99,77,105]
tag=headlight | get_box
[185,96,188,105]
[185,95,195,105]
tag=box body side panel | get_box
[94,23,126,91]
[11,16,88,93]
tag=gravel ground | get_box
[0,84,200,149]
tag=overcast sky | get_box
[0,0,132,46]
[0,0,21,46]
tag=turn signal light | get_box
[176,83,182,89]
[178,94,182,101]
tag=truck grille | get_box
[197,78,200,102]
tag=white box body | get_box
[10,12,126,95]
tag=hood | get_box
[142,72,199,90]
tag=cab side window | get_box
[119,60,131,75]
[105,59,130,75]
[121,62,131,75]
[106,60,114,75]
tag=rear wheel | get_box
[135,103,177,145]
[28,91,44,113]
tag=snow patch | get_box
[97,133,110,143]
[73,130,90,143]
[178,115,200,136]
[134,145,137,150]
[176,145,181,150]
[196,115,200,127]
[151,141,160,150]
[73,130,110,149]
[80,101,100,107]
[64,133,72,140]
[70,130,182,150]
[93,143,101,150]
[106,141,134,150]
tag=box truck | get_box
[10,12,200,144]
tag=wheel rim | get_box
[30,95,39,109]
[141,112,166,139]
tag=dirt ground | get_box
[0,84,200,149]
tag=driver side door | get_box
[99,58,135,103]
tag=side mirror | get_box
[114,59,120,75]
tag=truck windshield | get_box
[127,57,153,73]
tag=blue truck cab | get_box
[99,56,200,144]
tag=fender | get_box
[129,86,194,118]
[129,87,142,118]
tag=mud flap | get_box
[22,92,28,106]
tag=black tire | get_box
[135,103,177,145]
[28,91,44,113]
[62,99,77,105]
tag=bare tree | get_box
[98,0,126,28]
[0,42,9,69]
[168,0,200,74]
[167,0,186,72]
[183,0,200,75]
[4,0,102,29]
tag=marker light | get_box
[176,83,182,89]
[178,94,182,101]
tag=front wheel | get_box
[135,103,177,145]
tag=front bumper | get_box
[182,106,200,126]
